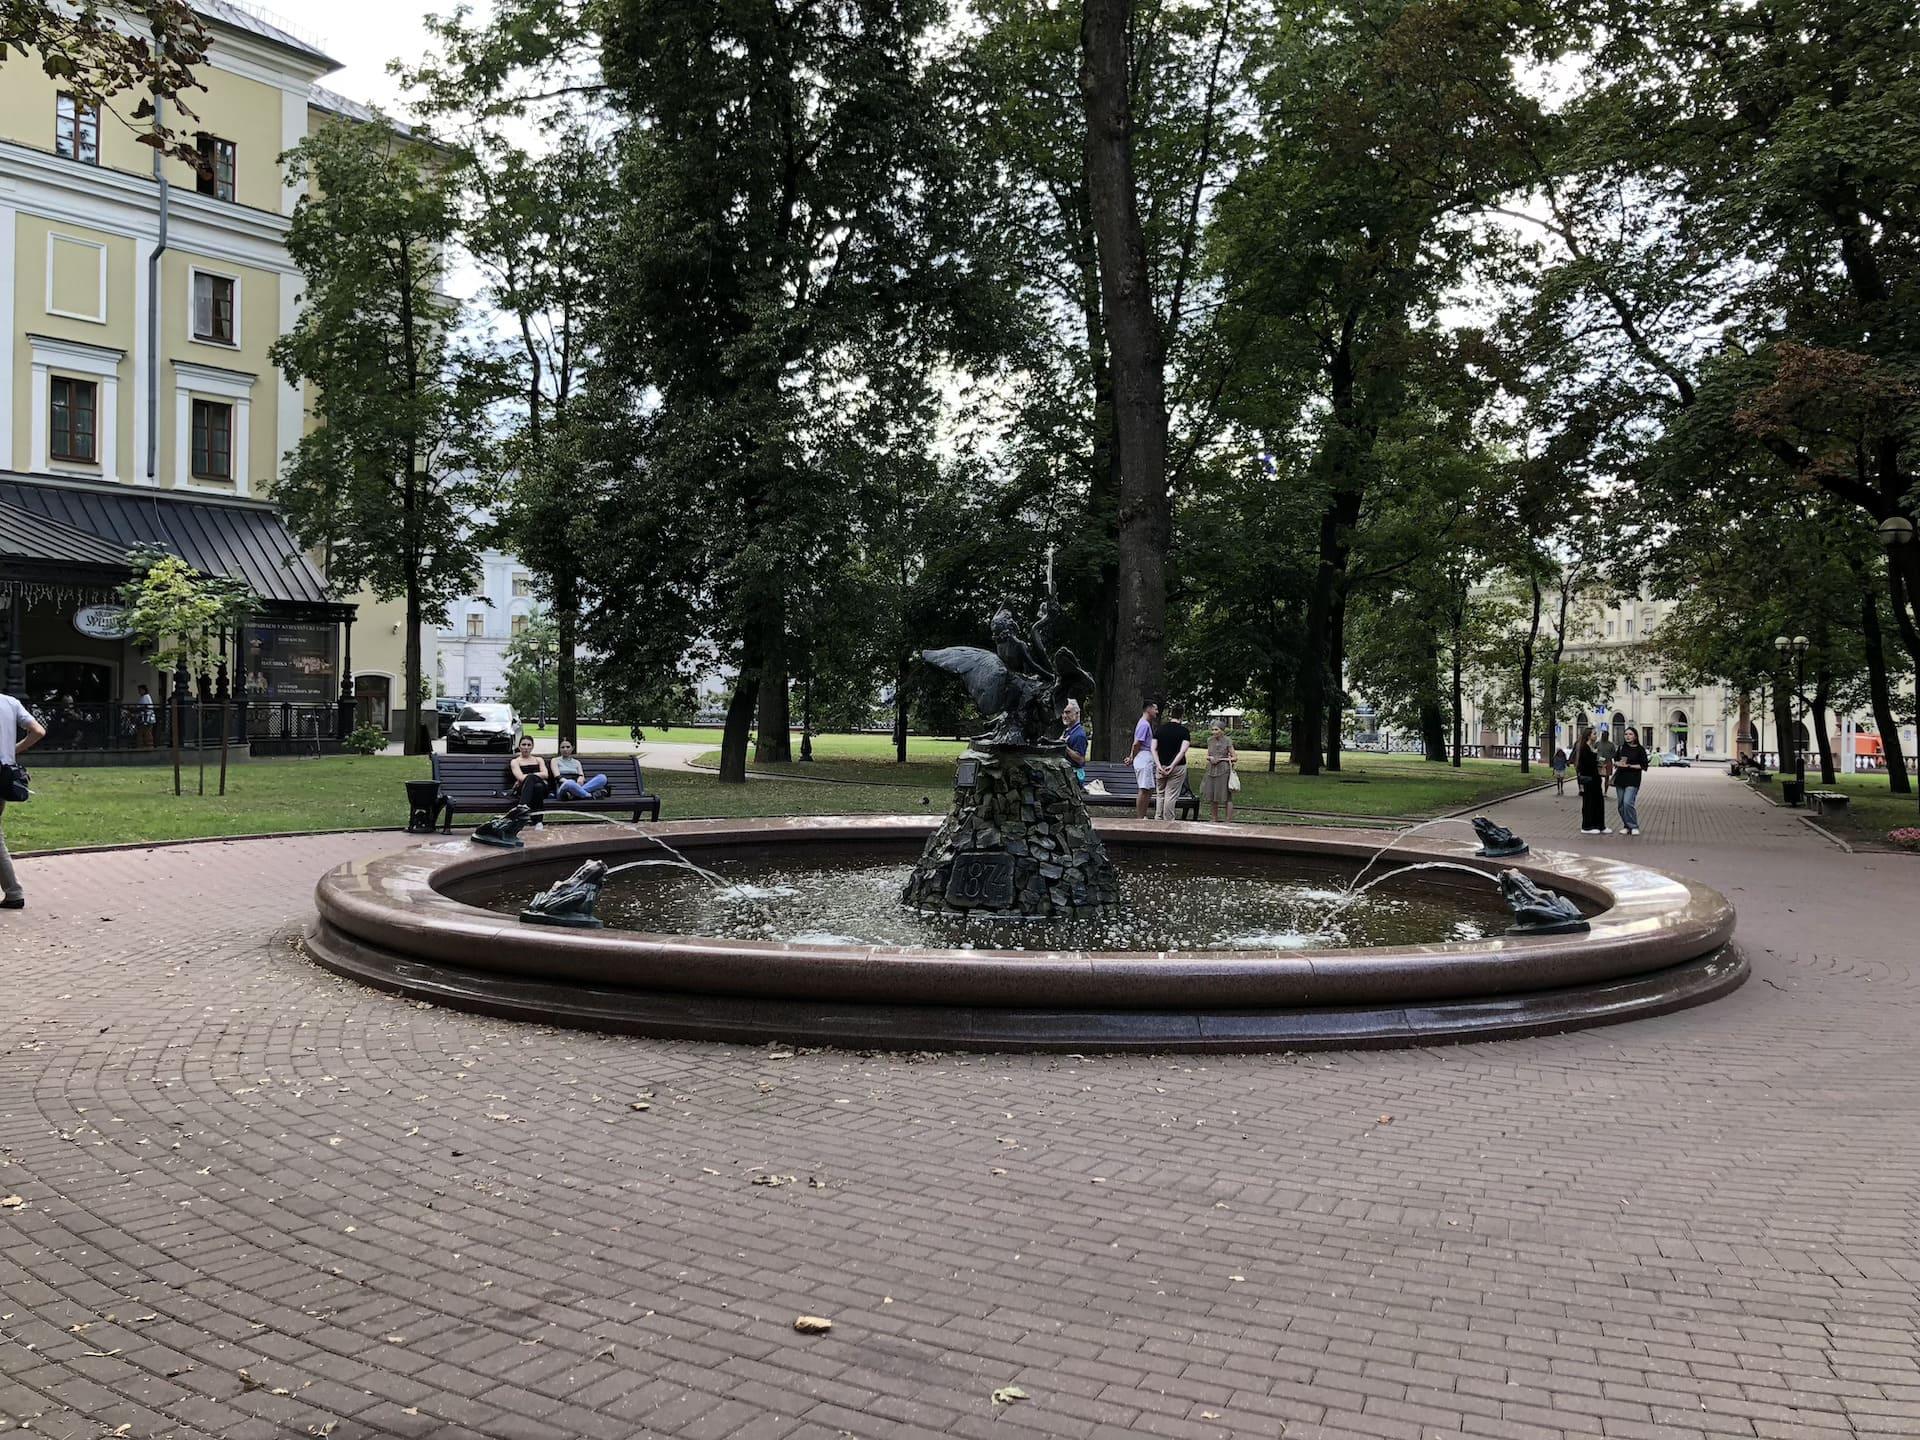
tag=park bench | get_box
[1080,759,1201,820]
[424,753,662,832]
[1804,790,1852,816]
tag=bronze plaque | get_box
[944,851,1015,908]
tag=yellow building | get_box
[0,1,416,756]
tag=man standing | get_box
[1,690,46,911]
[1153,704,1193,821]
[1128,700,1160,817]
[1614,726,1648,835]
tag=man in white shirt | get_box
[1,691,46,909]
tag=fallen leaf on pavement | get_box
[0,1196,23,1208]
[793,1315,832,1334]
[992,1385,1028,1405]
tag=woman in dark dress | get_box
[505,736,551,826]
[1575,728,1608,834]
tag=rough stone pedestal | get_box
[902,748,1121,919]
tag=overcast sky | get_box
[293,0,461,113]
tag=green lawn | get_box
[4,755,942,854]
[697,746,1540,819]
[1748,771,1920,843]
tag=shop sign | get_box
[72,604,134,640]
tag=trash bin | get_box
[1781,779,1804,807]
[405,780,442,833]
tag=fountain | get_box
[304,609,1742,1050]
[902,598,1119,919]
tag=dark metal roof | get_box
[0,474,348,615]
[193,0,338,68]
[0,499,132,571]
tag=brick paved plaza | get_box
[2,769,1917,1439]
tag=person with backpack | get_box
[1,691,47,910]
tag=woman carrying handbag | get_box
[1,691,45,911]
[1203,722,1239,822]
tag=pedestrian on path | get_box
[1575,727,1609,834]
[1128,700,1160,818]
[1202,722,1238,821]
[1,690,47,910]
[1153,704,1192,822]
[1551,745,1569,796]
[1614,726,1648,835]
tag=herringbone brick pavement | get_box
[0,773,1916,1439]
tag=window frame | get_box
[189,268,239,346]
[48,375,99,464]
[466,614,484,638]
[195,134,237,201]
[55,94,100,165]
[190,397,233,480]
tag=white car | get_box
[1657,751,1691,767]
[446,703,523,754]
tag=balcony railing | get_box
[24,699,349,753]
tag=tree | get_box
[402,17,619,751]
[119,552,250,798]
[272,119,501,756]
[503,610,559,724]
[592,0,997,783]
[2,0,209,165]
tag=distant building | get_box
[434,548,539,703]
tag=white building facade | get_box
[434,548,538,703]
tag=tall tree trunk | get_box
[1859,576,1910,793]
[554,568,579,750]
[1518,576,1540,774]
[402,576,426,756]
[893,653,910,764]
[753,610,791,764]
[1324,587,1346,772]
[1081,0,1170,749]
[1540,577,1569,764]
[718,648,761,785]
[1420,631,1447,762]
[1812,669,1835,785]
[1267,668,1280,773]
[1736,691,1752,762]
[1773,669,1795,774]
[1294,491,1360,773]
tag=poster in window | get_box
[246,621,337,704]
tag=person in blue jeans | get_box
[1614,727,1648,835]
[1061,701,1088,783]
[550,739,609,799]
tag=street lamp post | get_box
[1877,515,1916,816]
[1775,633,1810,804]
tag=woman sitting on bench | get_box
[550,739,608,800]
[505,737,551,824]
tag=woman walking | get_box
[1202,722,1238,821]
[1551,745,1569,797]
[1614,726,1648,835]
[1574,727,1609,834]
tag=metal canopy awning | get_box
[0,472,352,619]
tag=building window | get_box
[190,398,232,479]
[1625,619,1634,638]
[55,95,99,164]
[466,614,483,638]
[510,615,529,637]
[1606,619,1615,637]
[196,134,236,201]
[192,272,236,344]
[49,377,97,462]
[512,574,531,598]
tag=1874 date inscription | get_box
[944,851,1016,908]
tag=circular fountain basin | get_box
[305,816,1743,1052]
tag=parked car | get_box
[433,697,463,738]
[446,703,523,754]
[1657,751,1691,767]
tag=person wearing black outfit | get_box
[504,736,551,826]
[1152,704,1193,821]
[1575,727,1608,834]
[1613,727,1649,835]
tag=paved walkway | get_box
[2,772,1917,1439]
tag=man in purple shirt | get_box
[1128,700,1160,817]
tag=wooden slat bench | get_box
[1079,759,1200,820]
[1805,790,1852,816]
[427,753,662,831]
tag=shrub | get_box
[343,723,389,756]
[1887,827,1920,852]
